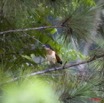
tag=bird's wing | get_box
[55,53,62,64]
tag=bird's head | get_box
[42,44,53,50]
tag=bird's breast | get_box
[46,51,56,64]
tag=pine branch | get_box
[0,26,63,35]
[1,53,104,85]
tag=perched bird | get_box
[43,44,62,65]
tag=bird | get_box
[43,44,62,65]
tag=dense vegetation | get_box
[0,0,104,103]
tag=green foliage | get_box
[0,0,104,103]
[53,70,102,103]
[2,78,59,103]
[0,0,98,70]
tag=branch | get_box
[0,26,63,35]
[1,54,104,85]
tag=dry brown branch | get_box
[1,53,104,85]
[0,26,63,35]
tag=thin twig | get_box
[1,54,104,85]
[0,26,63,35]
[62,61,67,69]
[26,33,44,45]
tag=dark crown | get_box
[43,44,53,50]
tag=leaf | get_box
[50,28,57,34]
[21,55,34,63]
